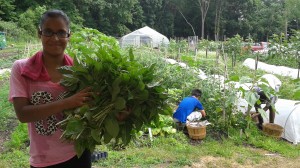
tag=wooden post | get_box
[215,48,219,66]
[232,51,234,68]
[297,51,300,79]
[255,54,259,70]
[222,45,228,122]
[297,62,300,79]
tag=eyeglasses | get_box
[39,30,70,38]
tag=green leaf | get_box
[133,118,143,130]
[62,74,80,84]
[74,105,89,115]
[245,91,259,107]
[132,106,142,117]
[257,108,267,119]
[159,106,173,115]
[91,129,102,143]
[57,66,73,74]
[104,117,119,138]
[239,76,252,84]
[129,48,134,61]
[139,90,149,100]
[103,132,113,144]
[121,73,130,82]
[216,107,223,113]
[138,81,145,90]
[121,124,132,145]
[74,140,85,158]
[228,75,239,82]
[72,65,89,74]
[111,77,121,101]
[294,90,300,99]
[65,119,84,135]
[114,97,126,110]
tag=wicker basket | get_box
[262,123,283,139]
[186,124,206,140]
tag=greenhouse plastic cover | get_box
[120,26,169,48]
[237,98,300,144]
[243,58,299,79]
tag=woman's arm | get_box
[13,88,91,123]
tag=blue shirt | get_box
[173,96,204,123]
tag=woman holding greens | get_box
[9,9,93,168]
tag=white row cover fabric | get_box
[120,26,169,48]
[164,58,208,79]
[237,98,300,144]
[243,58,299,79]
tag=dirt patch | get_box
[185,149,300,168]
[0,118,18,153]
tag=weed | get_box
[4,123,28,150]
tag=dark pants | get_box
[30,150,91,168]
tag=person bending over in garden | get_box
[173,89,206,133]
[254,86,277,130]
[9,9,93,168]
[253,74,281,130]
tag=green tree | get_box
[286,0,300,34]
[139,0,163,28]
[197,0,211,39]
[247,0,285,41]
[0,0,16,21]
[18,6,46,37]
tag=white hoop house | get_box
[120,26,169,48]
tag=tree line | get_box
[0,0,299,42]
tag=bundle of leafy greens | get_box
[58,28,172,156]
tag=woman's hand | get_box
[63,87,93,109]
[116,107,132,122]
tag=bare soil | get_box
[0,118,18,153]
[188,154,299,168]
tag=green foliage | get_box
[133,48,199,97]
[224,34,243,67]
[59,28,172,156]
[0,80,15,131]
[4,123,28,150]
[294,80,300,99]
[0,21,30,42]
[198,39,210,50]
[0,0,15,21]
[168,39,188,56]
[18,6,46,37]
[0,149,29,168]
[147,114,176,136]
[265,31,300,68]
[1,0,297,40]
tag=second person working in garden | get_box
[173,89,206,133]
